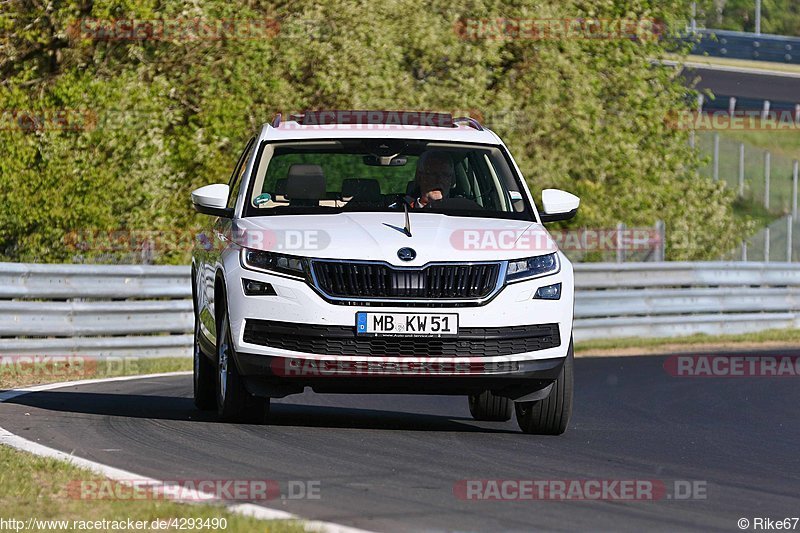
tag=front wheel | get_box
[515,338,574,435]
[216,303,248,421]
[468,390,513,421]
[193,313,215,410]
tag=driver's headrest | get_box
[415,151,455,193]
[286,164,326,200]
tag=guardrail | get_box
[0,263,192,357]
[1,261,798,356]
[687,29,800,64]
[573,262,800,340]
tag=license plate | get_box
[356,312,458,336]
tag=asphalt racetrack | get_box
[1,352,798,532]
[683,65,800,103]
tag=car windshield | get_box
[244,139,533,220]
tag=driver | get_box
[412,151,454,208]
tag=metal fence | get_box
[719,215,797,263]
[2,261,798,355]
[688,86,800,261]
[697,131,799,216]
[687,28,800,64]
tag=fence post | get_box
[739,143,745,197]
[728,96,736,115]
[713,133,720,181]
[742,241,747,261]
[764,151,771,210]
[762,99,771,120]
[755,0,762,35]
[788,215,793,263]
[764,227,770,262]
[654,220,665,262]
[793,160,798,219]
[141,238,153,265]
[616,222,625,264]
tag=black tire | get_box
[515,338,574,435]
[215,301,247,421]
[193,312,216,411]
[468,390,513,421]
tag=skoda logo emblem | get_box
[397,247,416,261]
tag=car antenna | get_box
[403,199,412,237]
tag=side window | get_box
[227,137,255,209]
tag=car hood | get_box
[233,212,558,266]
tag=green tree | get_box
[0,0,745,263]
[699,0,800,36]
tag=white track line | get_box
[0,372,374,533]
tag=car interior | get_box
[251,146,526,214]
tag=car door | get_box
[196,136,255,343]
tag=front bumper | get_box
[241,319,561,357]
[222,248,574,395]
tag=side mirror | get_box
[192,184,233,218]
[540,188,579,223]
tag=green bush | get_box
[0,0,746,263]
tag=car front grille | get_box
[310,261,501,300]
[242,320,560,357]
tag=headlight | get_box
[505,253,559,283]
[241,249,308,279]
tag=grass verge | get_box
[575,327,800,357]
[0,356,192,390]
[0,446,305,533]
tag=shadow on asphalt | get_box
[6,391,519,433]
[9,352,798,435]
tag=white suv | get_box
[190,111,579,434]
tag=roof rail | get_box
[271,113,281,128]
[452,116,484,131]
